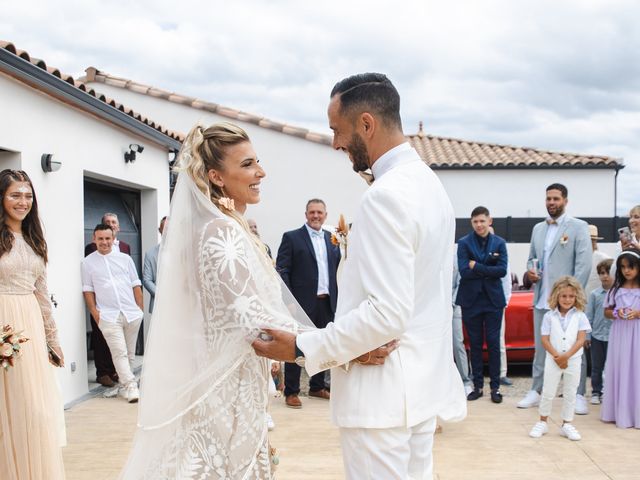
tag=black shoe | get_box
[467,389,483,401]
[500,376,513,386]
[491,390,503,404]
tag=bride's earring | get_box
[218,186,235,211]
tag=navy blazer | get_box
[276,225,340,316]
[455,232,508,310]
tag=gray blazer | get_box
[143,243,160,313]
[528,215,592,306]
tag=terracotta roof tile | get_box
[0,41,184,143]
[408,122,621,169]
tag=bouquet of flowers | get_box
[1,324,29,371]
[331,214,350,259]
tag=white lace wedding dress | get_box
[120,174,312,480]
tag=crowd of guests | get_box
[1,163,639,478]
[451,183,640,442]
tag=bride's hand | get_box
[355,340,399,366]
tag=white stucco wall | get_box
[0,72,170,403]
[438,168,617,219]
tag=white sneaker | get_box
[560,423,581,441]
[266,413,275,431]
[517,390,540,408]
[464,384,473,396]
[529,421,549,438]
[590,394,601,405]
[126,384,139,403]
[575,394,589,415]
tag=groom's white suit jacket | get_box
[297,143,467,429]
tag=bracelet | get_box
[355,352,371,365]
[613,308,619,320]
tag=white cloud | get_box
[1,0,638,212]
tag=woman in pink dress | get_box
[0,169,66,479]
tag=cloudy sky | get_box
[3,0,638,213]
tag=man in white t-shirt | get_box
[82,223,144,403]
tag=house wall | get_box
[0,72,170,403]
[438,169,616,219]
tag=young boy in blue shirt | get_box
[586,258,614,405]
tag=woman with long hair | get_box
[120,122,314,479]
[0,169,66,479]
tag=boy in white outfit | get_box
[529,276,591,441]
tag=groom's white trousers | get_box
[339,417,436,480]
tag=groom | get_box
[253,73,466,479]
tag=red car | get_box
[463,290,535,363]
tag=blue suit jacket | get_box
[276,225,340,316]
[455,232,508,310]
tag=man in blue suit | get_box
[276,199,341,408]
[456,206,508,403]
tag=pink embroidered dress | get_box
[0,232,66,479]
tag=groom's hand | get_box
[252,328,297,362]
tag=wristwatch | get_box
[294,342,306,367]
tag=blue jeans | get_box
[462,308,502,391]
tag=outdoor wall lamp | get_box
[124,144,144,163]
[41,154,62,173]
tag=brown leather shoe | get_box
[309,388,330,400]
[285,394,302,408]
[97,374,115,388]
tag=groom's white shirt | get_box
[297,142,467,429]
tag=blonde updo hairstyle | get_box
[176,122,267,256]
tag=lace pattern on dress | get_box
[142,219,274,479]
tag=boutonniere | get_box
[560,234,569,246]
[331,214,350,259]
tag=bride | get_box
[119,122,314,479]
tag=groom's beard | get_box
[347,133,370,173]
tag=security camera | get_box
[129,144,144,153]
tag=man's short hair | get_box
[102,212,118,223]
[330,73,402,130]
[94,223,114,234]
[306,198,326,210]
[546,183,568,198]
[596,258,614,274]
[471,206,490,218]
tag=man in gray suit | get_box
[142,216,167,313]
[517,184,591,409]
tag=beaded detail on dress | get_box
[0,233,59,347]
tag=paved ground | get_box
[63,368,640,480]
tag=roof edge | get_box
[81,67,333,146]
[0,44,182,150]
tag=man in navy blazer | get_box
[456,206,508,403]
[276,199,340,408]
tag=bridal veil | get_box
[119,170,314,479]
